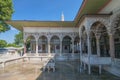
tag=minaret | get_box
[61,12,64,21]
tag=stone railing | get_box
[90,57,111,65]
[113,58,120,67]
[55,53,80,61]
[0,57,23,68]
[24,53,80,61]
[0,55,56,68]
[0,53,80,69]
[81,54,112,65]
[25,53,55,56]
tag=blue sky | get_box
[0,0,83,43]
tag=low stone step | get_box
[104,65,120,77]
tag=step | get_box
[104,65,120,77]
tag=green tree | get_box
[7,43,18,47]
[0,0,14,32]
[14,32,23,46]
[0,40,7,48]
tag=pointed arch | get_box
[62,36,72,53]
[26,35,36,53]
[90,32,97,55]
[50,35,60,53]
[38,35,48,53]
[74,36,80,53]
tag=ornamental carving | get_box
[79,16,110,40]
[23,32,79,42]
[108,10,120,35]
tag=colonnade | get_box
[79,15,120,74]
[79,18,119,59]
[23,32,80,56]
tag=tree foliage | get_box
[0,0,14,32]
[0,40,7,48]
[0,40,20,48]
[14,32,23,46]
[7,43,20,47]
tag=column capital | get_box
[47,35,52,42]
[59,35,63,42]
[109,33,114,36]
[71,36,75,41]
[35,35,39,42]
[108,29,115,36]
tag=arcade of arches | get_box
[24,15,120,59]
[24,33,80,56]
[79,19,120,59]
[24,20,120,59]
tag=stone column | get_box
[33,43,35,53]
[79,38,82,55]
[87,34,92,56]
[109,34,115,59]
[72,39,74,56]
[60,40,62,56]
[77,43,79,52]
[79,38,83,68]
[87,34,92,74]
[36,40,38,55]
[96,35,100,56]
[48,40,51,54]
